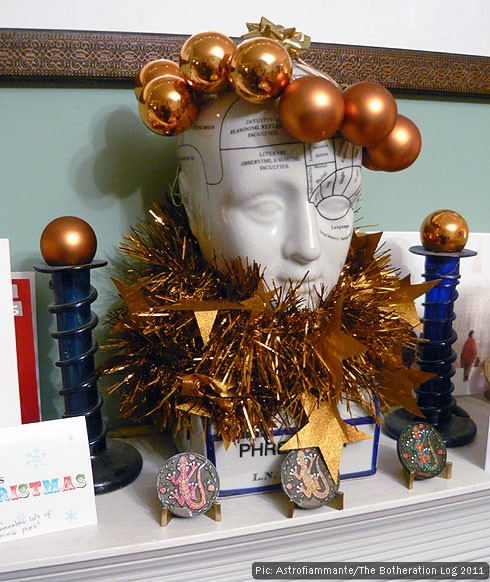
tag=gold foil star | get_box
[135,281,275,343]
[280,394,371,482]
[143,298,243,344]
[176,400,212,418]
[374,352,435,417]
[316,296,367,398]
[112,278,151,314]
[177,373,238,447]
[386,275,440,330]
[162,299,244,312]
[193,310,218,345]
[348,231,383,264]
[240,279,276,319]
[110,278,153,334]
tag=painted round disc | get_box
[397,421,447,479]
[281,447,338,509]
[156,452,220,517]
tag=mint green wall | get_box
[362,96,490,233]
[0,85,178,424]
[1,85,489,426]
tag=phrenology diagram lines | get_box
[307,138,362,220]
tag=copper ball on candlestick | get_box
[40,216,97,266]
[279,75,345,143]
[180,30,236,94]
[229,37,292,104]
[420,209,469,253]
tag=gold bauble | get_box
[180,31,236,94]
[279,76,345,143]
[420,209,469,252]
[340,81,398,146]
[229,37,292,104]
[40,216,97,266]
[134,59,181,100]
[138,74,199,136]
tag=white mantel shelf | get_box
[2,395,490,582]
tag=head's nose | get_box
[282,200,321,265]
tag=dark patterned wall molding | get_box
[1,29,489,97]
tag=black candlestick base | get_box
[91,439,144,495]
[383,405,477,448]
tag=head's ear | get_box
[177,142,210,237]
[178,170,197,232]
[178,170,191,208]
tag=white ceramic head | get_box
[177,90,362,309]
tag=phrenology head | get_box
[177,90,362,308]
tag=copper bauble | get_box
[279,76,345,143]
[340,81,398,146]
[180,31,236,94]
[40,216,97,266]
[420,209,469,253]
[134,59,181,100]
[361,149,381,170]
[363,114,422,172]
[138,74,199,136]
[229,37,292,104]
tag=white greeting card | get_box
[485,414,490,472]
[0,416,97,543]
[0,240,21,428]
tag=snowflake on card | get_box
[16,513,26,524]
[65,510,78,522]
[26,448,47,470]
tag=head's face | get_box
[177,91,362,308]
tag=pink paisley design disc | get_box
[157,452,220,517]
[281,447,338,509]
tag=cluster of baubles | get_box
[136,30,421,172]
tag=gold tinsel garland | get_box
[99,201,433,447]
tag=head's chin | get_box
[295,285,327,310]
[273,278,330,310]
[211,255,334,310]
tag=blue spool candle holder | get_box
[384,245,477,447]
[34,260,143,493]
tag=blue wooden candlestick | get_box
[34,260,143,493]
[384,245,477,447]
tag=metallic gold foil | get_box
[99,202,429,460]
[193,310,218,345]
[315,295,367,399]
[280,394,370,482]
